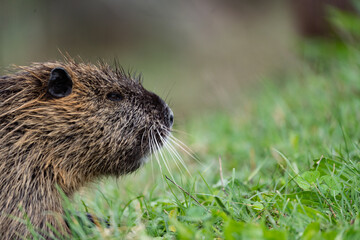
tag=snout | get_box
[146,90,174,129]
[162,106,174,129]
[167,108,174,128]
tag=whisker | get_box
[163,140,184,176]
[146,124,199,180]
[168,136,202,165]
[150,128,163,175]
[163,137,191,176]
[151,128,174,180]
[169,134,198,158]
[171,128,194,137]
[158,131,186,176]
[148,128,155,181]
[153,131,174,180]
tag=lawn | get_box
[57,9,360,240]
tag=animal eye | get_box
[106,92,123,101]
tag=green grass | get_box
[57,9,360,240]
[59,50,360,239]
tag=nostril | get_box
[169,114,174,125]
[168,109,174,127]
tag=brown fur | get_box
[0,59,173,239]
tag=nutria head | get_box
[0,59,173,239]
[0,60,173,192]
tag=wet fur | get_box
[0,60,172,239]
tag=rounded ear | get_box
[48,67,73,98]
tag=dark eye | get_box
[106,92,123,101]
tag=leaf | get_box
[251,202,264,211]
[294,171,320,191]
[320,175,342,195]
[180,206,210,222]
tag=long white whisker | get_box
[163,140,184,175]
[171,128,194,136]
[168,134,198,159]
[159,133,186,176]
[150,127,163,175]
[148,127,155,181]
[151,128,170,179]
[168,136,201,165]
[154,130,174,180]
[163,137,191,176]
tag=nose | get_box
[168,108,174,128]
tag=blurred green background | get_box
[0,0,300,119]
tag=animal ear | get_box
[48,67,73,98]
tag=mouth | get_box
[140,155,151,164]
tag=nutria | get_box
[0,59,174,239]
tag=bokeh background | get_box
[2,0,356,118]
[0,0,304,119]
[1,0,355,120]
